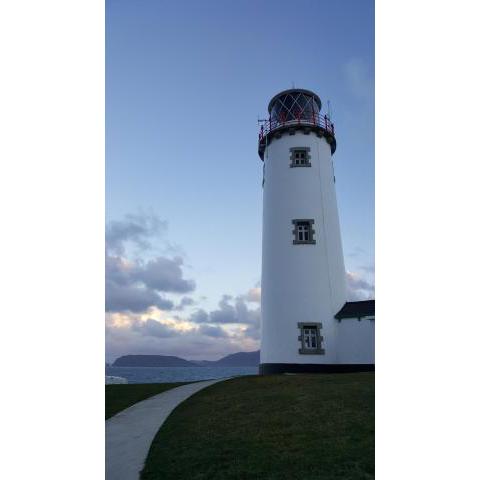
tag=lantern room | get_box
[258,88,336,160]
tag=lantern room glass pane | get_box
[270,91,320,124]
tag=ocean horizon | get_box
[106,365,258,384]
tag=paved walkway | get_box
[106,379,224,480]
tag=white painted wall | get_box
[336,318,375,364]
[260,130,347,365]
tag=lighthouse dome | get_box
[268,88,321,123]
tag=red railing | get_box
[258,112,334,142]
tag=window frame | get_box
[290,147,311,168]
[292,219,316,245]
[297,322,325,355]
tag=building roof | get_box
[335,300,375,319]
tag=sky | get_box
[105,0,374,362]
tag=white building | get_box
[258,88,374,374]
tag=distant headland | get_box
[111,350,260,367]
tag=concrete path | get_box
[106,379,224,480]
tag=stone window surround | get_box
[297,322,325,355]
[290,147,311,168]
[292,219,316,244]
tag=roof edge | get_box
[334,300,375,319]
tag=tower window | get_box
[292,219,316,244]
[297,323,324,354]
[290,147,311,167]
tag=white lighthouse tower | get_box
[258,88,374,374]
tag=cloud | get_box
[189,309,209,324]
[197,324,228,338]
[209,295,238,324]
[191,295,260,327]
[131,318,180,338]
[346,271,375,301]
[243,324,261,341]
[187,295,261,343]
[106,212,167,255]
[180,296,195,306]
[245,287,261,303]
[174,296,195,311]
[133,256,195,293]
[105,213,195,314]
[360,264,375,274]
[106,280,174,312]
[105,213,261,361]
[105,307,258,362]
[234,297,261,325]
[343,58,374,101]
[105,253,194,313]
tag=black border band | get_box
[259,363,375,375]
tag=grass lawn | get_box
[105,383,188,420]
[141,373,374,480]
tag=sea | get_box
[105,366,258,384]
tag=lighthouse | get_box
[258,88,375,374]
